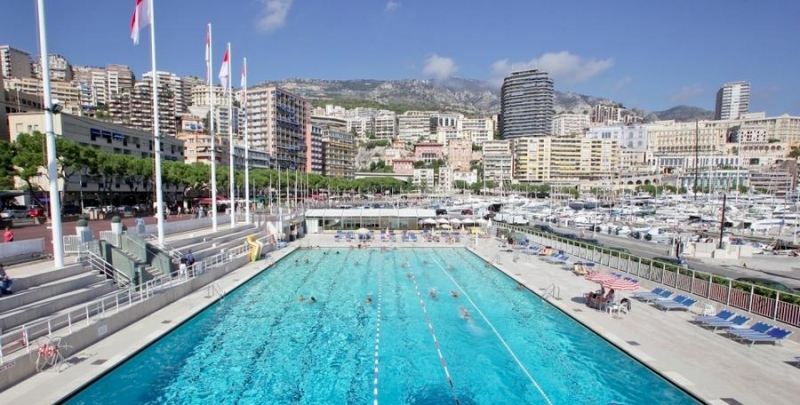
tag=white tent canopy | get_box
[422,218,437,224]
[449,218,462,224]
[437,218,450,224]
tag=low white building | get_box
[586,124,648,152]
[413,168,435,190]
[453,170,478,185]
[552,113,590,136]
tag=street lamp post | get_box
[36,0,65,268]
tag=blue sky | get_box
[1,0,799,113]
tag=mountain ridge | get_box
[258,77,713,122]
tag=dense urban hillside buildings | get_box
[2,42,800,195]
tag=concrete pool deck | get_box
[2,234,797,404]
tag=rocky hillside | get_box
[651,105,715,122]
[260,77,711,122]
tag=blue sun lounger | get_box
[728,326,793,346]
[701,315,750,331]
[654,297,696,311]
[694,309,735,324]
[634,289,673,303]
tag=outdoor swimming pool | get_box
[63,247,700,404]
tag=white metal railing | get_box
[82,248,132,289]
[498,223,800,329]
[208,282,225,300]
[63,235,85,255]
[542,284,561,300]
[0,237,252,364]
[98,231,121,247]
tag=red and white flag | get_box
[218,47,230,94]
[130,0,152,45]
[205,24,211,81]
[240,59,247,105]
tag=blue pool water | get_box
[64,248,700,405]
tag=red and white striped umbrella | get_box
[601,278,640,291]
[584,272,616,283]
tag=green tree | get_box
[0,141,17,189]
[12,132,45,195]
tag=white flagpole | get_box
[149,0,166,244]
[36,0,64,268]
[227,42,235,227]
[243,57,250,224]
[278,167,283,240]
[208,23,217,232]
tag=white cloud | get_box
[257,0,293,32]
[491,51,614,84]
[385,1,401,12]
[422,54,458,81]
[613,76,633,91]
[670,84,705,103]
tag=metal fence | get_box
[498,223,800,328]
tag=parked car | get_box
[1,207,30,219]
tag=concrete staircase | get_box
[0,262,117,353]
[161,224,258,262]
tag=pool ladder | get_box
[208,282,226,301]
[542,284,560,300]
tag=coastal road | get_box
[512,220,800,290]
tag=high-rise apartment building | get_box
[246,86,309,170]
[446,138,472,172]
[398,111,434,141]
[33,54,72,81]
[715,81,750,120]
[306,124,324,174]
[513,137,620,183]
[482,140,514,183]
[0,45,32,79]
[552,112,590,136]
[500,69,554,138]
[374,113,398,139]
[462,118,494,146]
[5,77,82,114]
[322,128,356,179]
[73,64,135,107]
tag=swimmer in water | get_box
[309,297,317,304]
[298,295,305,303]
[447,264,455,270]
[423,260,429,265]
[459,307,470,319]
[516,283,524,290]
[366,294,373,304]
[354,260,360,265]
[406,272,413,279]
[450,291,459,299]
[429,288,438,298]
[304,258,310,264]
